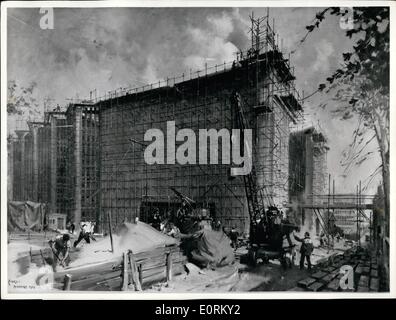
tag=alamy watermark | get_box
[39,8,54,30]
[339,265,354,290]
[144,121,252,175]
[339,7,354,30]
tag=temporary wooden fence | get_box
[46,244,187,291]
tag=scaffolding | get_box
[230,12,304,222]
[65,103,101,224]
[11,130,33,201]
[288,127,329,232]
[95,12,303,233]
[98,69,248,232]
[8,13,306,235]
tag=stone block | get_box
[369,278,379,292]
[311,271,328,280]
[362,267,370,275]
[321,272,339,284]
[357,286,369,292]
[322,266,337,273]
[307,281,325,292]
[288,286,306,292]
[298,277,317,288]
[358,275,369,287]
[326,279,340,291]
[370,269,378,278]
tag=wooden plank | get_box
[142,272,167,289]
[70,270,122,290]
[63,274,72,291]
[166,252,172,282]
[108,212,114,252]
[121,251,129,291]
[307,281,324,292]
[129,251,142,291]
[141,255,167,271]
[142,265,166,279]
[133,247,178,263]
[54,257,122,282]
[50,244,185,290]
[297,277,316,288]
[88,276,122,291]
[311,271,328,280]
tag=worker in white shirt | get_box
[73,221,96,247]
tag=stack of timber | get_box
[53,244,186,291]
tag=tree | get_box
[7,80,41,117]
[303,7,389,94]
[302,7,390,217]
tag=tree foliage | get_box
[303,7,389,96]
[7,80,41,117]
[302,6,389,212]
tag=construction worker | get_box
[165,222,181,238]
[73,222,95,248]
[229,226,239,250]
[295,232,314,270]
[319,232,325,246]
[213,220,222,231]
[151,208,161,230]
[49,233,71,271]
[66,219,75,234]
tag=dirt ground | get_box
[7,231,350,293]
[145,260,313,292]
[147,243,348,292]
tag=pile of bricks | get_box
[290,247,380,292]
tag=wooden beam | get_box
[108,211,114,252]
[121,251,129,291]
[166,251,173,282]
[63,274,72,291]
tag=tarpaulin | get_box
[189,229,235,268]
[7,201,47,232]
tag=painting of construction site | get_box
[3,4,391,295]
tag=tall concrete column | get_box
[74,106,82,225]
[29,123,41,201]
[8,140,14,201]
[304,134,314,232]
[305,135,313,197]
[50,116,57,213]
[15,131,29,200]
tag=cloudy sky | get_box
[6,6,382,194]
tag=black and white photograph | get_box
[1,1,393,298]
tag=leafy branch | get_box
[7,80,41,117]
[300,7,389,95]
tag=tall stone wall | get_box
[98,59,298,233]
[289,128,329,236]
[98,83,249,233]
